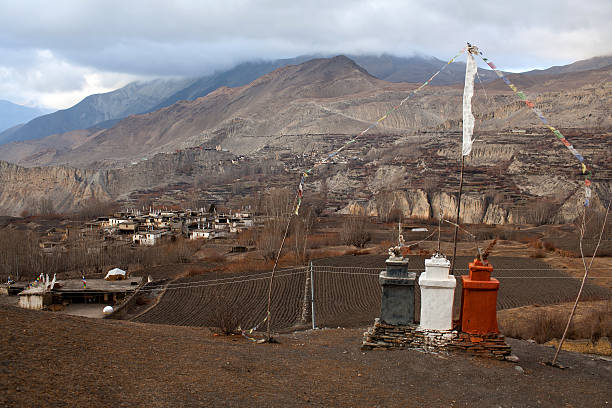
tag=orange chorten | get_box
[460,259,499,334]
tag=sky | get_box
[1,0,610,110]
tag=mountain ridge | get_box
[0,100,50,139]
[1,55,610,169]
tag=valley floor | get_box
[1,305,611,407]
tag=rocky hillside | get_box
[3,55,610,169]
[350,54,499,83]
[0,149,243,216]
[0,56,610,220]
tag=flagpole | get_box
[450,155,465,276]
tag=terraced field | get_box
[135,267,307,330]
[135,255,612,330]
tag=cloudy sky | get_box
[1,0,610,110]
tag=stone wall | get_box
[362,319,511,360]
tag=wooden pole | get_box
[437,201,442,253]
[450,155,465,276]
[310,262,316,330]
[551,201,610,366]
[265,213,293,341]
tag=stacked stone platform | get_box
[447,332,512,360]
[362,318,457,352]
[361,319,511,360]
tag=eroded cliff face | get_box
[343,190,510,224]
[341,186,608,225]
[0,161,111,215]
[0,149,241,216]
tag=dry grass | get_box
[307,233,339,249]
[546,337,612,356]
[222,257,275,273]
[499,309,566,343]
[499,301,612,352]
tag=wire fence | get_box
[132,259,612,331]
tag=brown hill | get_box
[27,56,386,167]
[2,56,610,169]
[0,56,610,217]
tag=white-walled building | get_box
[133,230,165,246]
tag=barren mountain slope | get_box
[31,56,387,166]
[7,58,610,168]
[0,78,193,144]
[0,56,610,218]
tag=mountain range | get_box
[0,100,50,136]
[0,53,610,217]
[0,53,507,146]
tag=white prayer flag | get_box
[462,52,477,156]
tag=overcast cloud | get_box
[1,0,610,109]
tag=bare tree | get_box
[256,188,293,260]
[38,197,55,216]
[290,206,315,264]
[340,215,371,248]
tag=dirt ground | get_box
[1,304,611,407]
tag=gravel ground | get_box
[2,304,611,407]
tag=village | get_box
[0,206,257,315]
[35,206,255,251]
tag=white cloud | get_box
[0,49,146,109]
[0,0,610,109]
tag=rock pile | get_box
[361,319,512,360]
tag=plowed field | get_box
[135,255,612,330]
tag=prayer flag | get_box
[462,52,477,156]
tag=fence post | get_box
[310,261,316,329]
[300,265,310,324]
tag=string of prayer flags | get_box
[241,312,270,341]
[478,50,592,206]
[293,48,468,214]
[294,174,306,215]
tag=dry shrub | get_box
[530,249,546,258]
[528,238,543,249]
[400,247,412,256]
[500,310,567,343]
[378,240,393,250]
[278,252,299,264]
[182,267,208,278]
[202,251,226,263]
[308,248,350,259]
[237,229,257,247]
[531,310,567,343]
[135,296,149,306]
[555,248,577,258]
[584,303,612,343]
[207,295,242,335]
[502,303,612,345]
